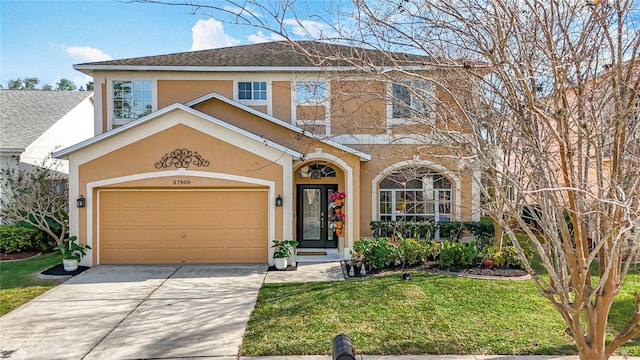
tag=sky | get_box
[0,0,336,89]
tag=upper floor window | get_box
[296,81,326,103]
[238,81,267,100]
[391,81,433,119]
[113,80,152,120]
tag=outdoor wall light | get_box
[77,195,86,208]
[275,194,283,207]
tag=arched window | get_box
[298,163,336,178]
[379,167,452,222]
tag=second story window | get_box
[238,81,267,100]
[391,81,433,119]
[296,81,326,103]
[113,80,152,120]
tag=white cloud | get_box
[283,19,336,39]
[248,31,285,44]
[63,45,112,62]
[191,18,240,51]
[73,75,93,90]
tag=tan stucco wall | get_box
[354,144,473,238]
[272,81,291,122]
[330,80,387,135]
[158,80,233,108]
[76,122,284,264]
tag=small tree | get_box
[0,160,69,246]
[55,78,76,91]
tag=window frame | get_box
[109,79,156,127]
[237,81,268,101]
[378,169,452,223]
[387,80,435,125]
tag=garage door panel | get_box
[99,190,268,264]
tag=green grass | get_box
[241,271,640,356]
[0,252,64,316]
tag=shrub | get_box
[436,241,478,268]
[0,225,48,253]
[353,238,399,271]
[370,221,434,240]
[398,237,420,266]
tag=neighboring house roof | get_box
[0,90,93,150]
[74,41,431,73]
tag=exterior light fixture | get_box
[77,195,86,208]
[275,194,283,207]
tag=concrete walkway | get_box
[264,261,345,283]
[0,264,266,360]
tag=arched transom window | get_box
[298,163,336,179]
[379,167,452,222]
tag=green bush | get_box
[370,221,495,243]
[370,221,435,240]
[436,241,478,268]
[353,238,400,271]
[0,225,48,253]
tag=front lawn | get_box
[0,252,64,316]
[241,270,640,356]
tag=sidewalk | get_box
[241,356,640,360]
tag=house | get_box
[0,90,94,211]
[53,41,481,266]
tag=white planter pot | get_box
[288,255,296,267]
[62,259,78,272]
[274,257,288,270]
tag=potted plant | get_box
[272,239,297,270]
[284,239,299,266]
[330,191,346,208]
[330,213,346,236]
[54,236,91,272]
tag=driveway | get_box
[0,264,267,360]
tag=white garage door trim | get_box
[83,169,276,266]
[98,188,268,264]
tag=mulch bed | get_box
[1,251,42,261]
[344,260,528,279]
[40,263,90,276]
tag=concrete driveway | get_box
[0,264,267,360]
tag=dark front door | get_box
[297,184,338,248]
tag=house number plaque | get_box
[155,148,210,169]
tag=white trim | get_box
[471,168,482,221]
[84,169,275,266]
[330,134,438,145]
[105,78,158,131]
[371,159,462,221]
[54,103,301,159]
[302,152,354,259]
[184,92,371,161]
[74,65,433,74]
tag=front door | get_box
[297,184,338,248]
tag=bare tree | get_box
[0,160,69,246]
[146,1,639,359]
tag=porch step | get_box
[294,248,342,263]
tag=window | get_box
[379,167,452,222]
[296,81,326,102]
[238,81,267,100]
[391,81,433,119]
[298,163,336,178]
[113,80,152,120]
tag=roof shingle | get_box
[0,90,92,149]
[74,41,430,70]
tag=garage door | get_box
[99,190,268,264]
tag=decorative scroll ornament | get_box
[155,148,210,169]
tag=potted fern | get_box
[54,236,91,272]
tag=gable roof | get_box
[185,92,371,161]
[74,41,431,74]
[53,103,303,160]
[0,90,93,150]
